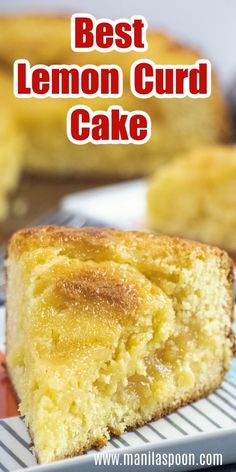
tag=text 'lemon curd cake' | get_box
[6,226,235,464]
[147,145,236,253]
[0,15,232,181]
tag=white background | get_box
[0,0,236,91]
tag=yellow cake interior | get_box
[6,227,234,463]
[147,145,236,252]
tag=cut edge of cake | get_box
[5,226,235,463]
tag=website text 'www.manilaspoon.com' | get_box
[94,451,223,468]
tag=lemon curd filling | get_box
[6,227,234,463]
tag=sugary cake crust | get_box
[7,225,232,258]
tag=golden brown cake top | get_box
[7,226,235,366]
[8,225,232,264]
[9,226,234,317]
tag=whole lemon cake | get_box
[0,15,232,180]
[147,145,236,253]
[6,226,234,464]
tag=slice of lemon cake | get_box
[6,226,235,463]
[147,145,236,253]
